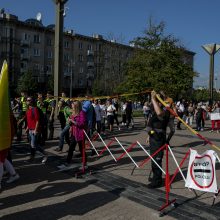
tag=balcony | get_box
[20,53,30,60]
[86,72,94,79]
[64,72,71,77]
[20,39,30,46]
[87,61,94,67]
[87,50,94,56]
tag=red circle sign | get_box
[190,154,214,188]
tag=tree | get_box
[16,71,38,95]
[115,19,196,99]
[192,89,220,102]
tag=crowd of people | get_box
[1,89,220,190]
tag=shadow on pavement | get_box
[1,188,124,220]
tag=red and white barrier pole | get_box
[99,139,115,156]
[137,142,166,174]
[83,130,99,156]
[98,133,117,162]
[169,150,190,185]
[159,144,176,212]
[168,145,187,183]
[115,137,139,168]
[116,141,137,161]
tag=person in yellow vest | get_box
[16,91,28,142]
[58,92,68,131]
[37,92,48,145]
[45,91,56,140]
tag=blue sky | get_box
[2,0,220,88]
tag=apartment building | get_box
[0,11,134,96]
[0,11,195,96]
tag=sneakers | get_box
[54,147,62,152]
[209,130,214,133]
[57,163,70,169]
[6,174,20,183]
[42,156,48,164]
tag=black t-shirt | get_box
[148,108,170,131]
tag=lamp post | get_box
[69,59,74,98]
[202,43,220,105]
[53,0,68,106]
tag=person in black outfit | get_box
[146,91,170,188]
[126,100,133,128]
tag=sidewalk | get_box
[1,118,220,219]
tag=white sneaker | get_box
[42,156,48,164]
[57,164,66,169]
[57,163,70,169]
[6,174,20,183]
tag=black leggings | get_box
[66,136,86,164]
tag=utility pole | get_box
[53,0,68,108]
[70,59,73,98]
[202,44,220,105]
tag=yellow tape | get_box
[48,89,152,101]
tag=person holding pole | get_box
[146,91,170,188]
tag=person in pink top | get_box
[58,100,87,169]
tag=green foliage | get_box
[192,89,220,102]
[115,18,196,99]
[16,71,38,95]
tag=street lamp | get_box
[202,43,220,105]
[53,0,68,110]
[69,60,74,98]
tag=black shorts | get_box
[107,115,114,125]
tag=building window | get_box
[64,53,70,61]
[88,44,92,50]
[79,79,83,86]
[64,41,69,48]
[79,67,84,73]
[79,54,83,62]
[33,35,40,43]
[33,48,40,56]
[23,33,28,40]
[33,63,40,70]
[79,42,83,49]
[47,50,52,59]
[47,38,52,46]
[46,64,52,74]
